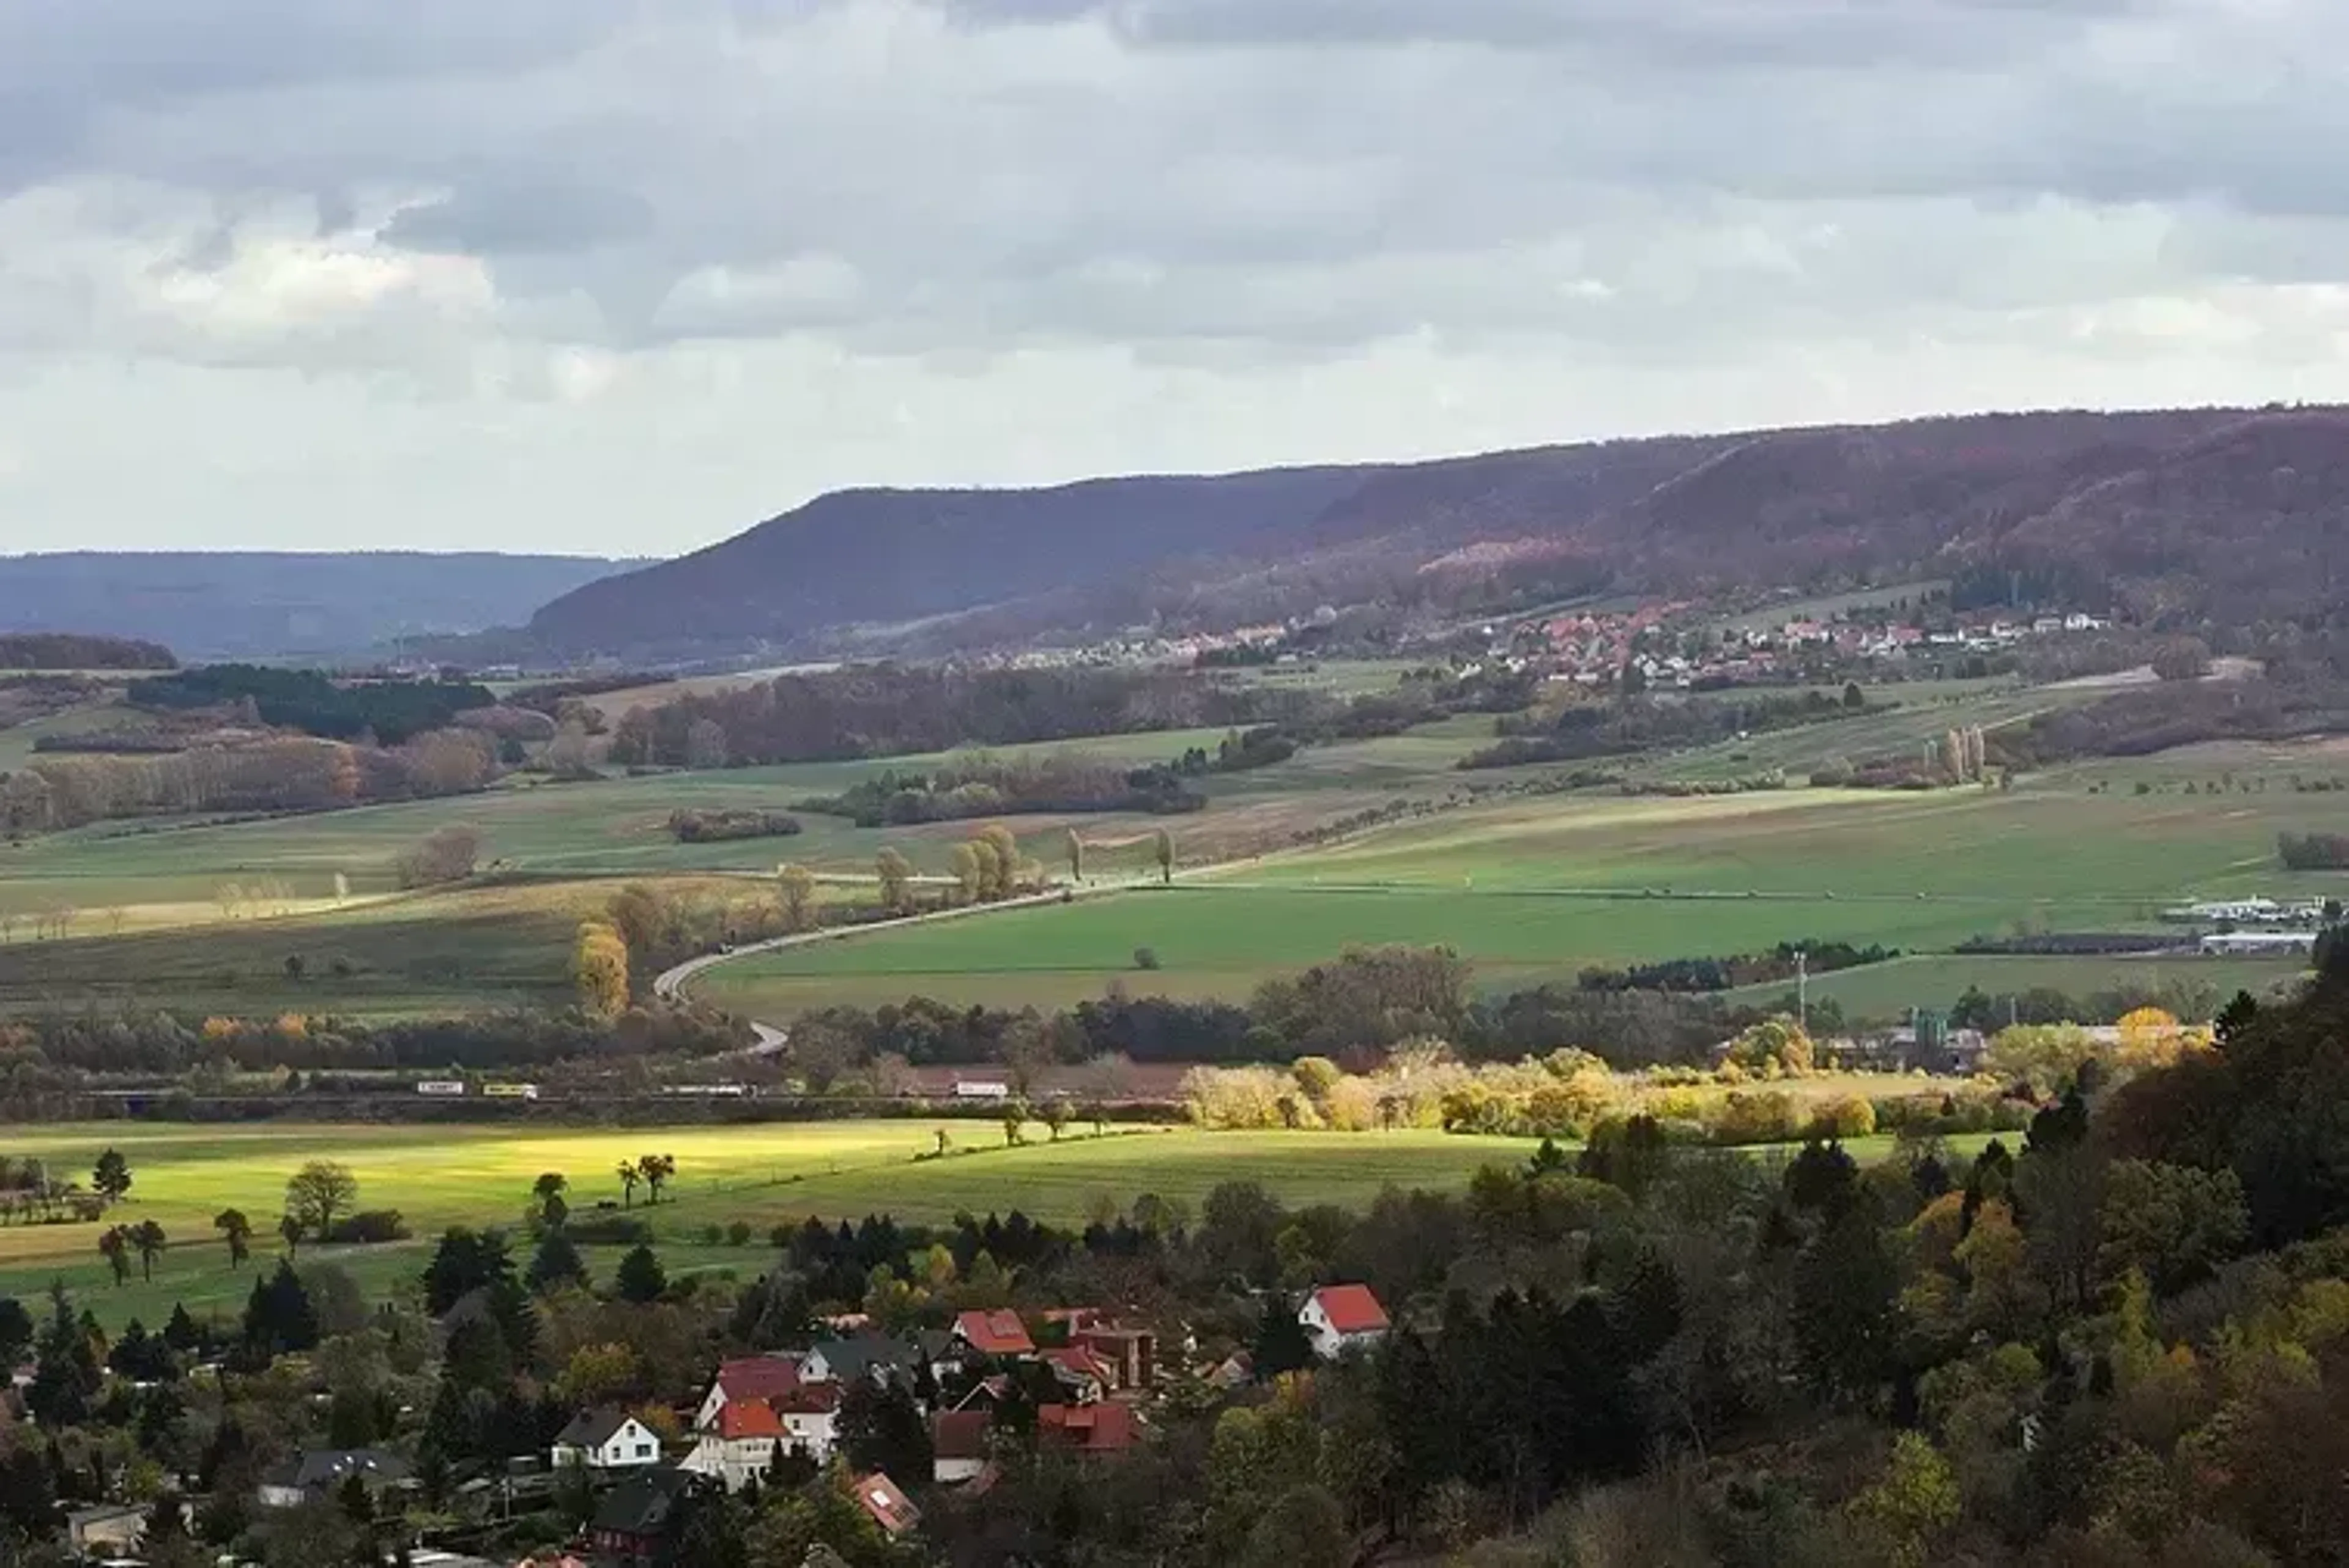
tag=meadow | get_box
[0,1120,1538,1328]
[1,659,2341,1028]
[699,745,2348,1017]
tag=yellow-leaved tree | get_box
[572,920,630,1019]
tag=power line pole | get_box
[1796,949,1808,1034]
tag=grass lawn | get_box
[0,1120,1534,1328]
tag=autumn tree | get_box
[1154,828,1175,885]
[683,718,730,770]
[777,863,817,932]
[1066,828,1085,883]
[636,1153,676,1205]
[284,1161,358,1243]
[979,824,1020,899]
[616,1161,641,1209]
[397,825,482,889]
[571,920,630,1019]
[875,848,914,915]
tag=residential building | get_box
[853,1471,922,1539]
[256,1448,410,1509]
[1299,1284,1390,1359]
[952,1309,1036,1359]
[695,1354,804,1430]
[774,1383,842,1460]
[804,1332,926,1386]
[932,1410,993,1485]
[551,1407,664,1471]
[1074,1325,1158,1391]
[680,1399,784,1492]
[1038,1345,1111,1404]
[1038,1402,1139,1455]
[588,1468,698,1568]
[66,1503,147,1558]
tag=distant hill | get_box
[0,552,636,664]
[521,406,2349,663]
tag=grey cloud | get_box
[380,179,657,257]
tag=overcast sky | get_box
[2,0,2343,557]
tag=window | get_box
[634,1443,652,1457]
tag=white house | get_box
[696,1354,805,1432]
[774,1384,842,1460]
[551,1408,664,1472]
[680,1400,784,1492]
[1299,1284,1391,1361]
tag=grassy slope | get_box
[0,1121,1532,1328]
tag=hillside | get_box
[518,406,2349,661]
[0,551,636,663]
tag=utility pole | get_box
[1796,949,1808,1034]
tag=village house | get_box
[1038,1345,1113,1404]
[1073,1324,1158,1391]
[1299,1284,1391,1360]
[588,1468,697,1567]
[932,1410,994,1485]
[680,1399,785,1491]
[65,1503,148,1558]
[1038,1402,1140,1456]
[550,1407,664,1472]
[256,1447,410,1509]
[694,1353,804,1430]
[773,1383,843,1460]
[804,1331,929,1387]
[951,1308,1036,1360]
[853,1471,922,1538]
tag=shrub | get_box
[725,1221,753,1247]
[565,1214,652,1246]
[324,1210,410,1246]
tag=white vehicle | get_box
[953,1080,1011,1101]
[416,1080,466,1097]
[481,1083,539,1101]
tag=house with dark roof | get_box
[951,1309,1035,1359]
[695,1353,804,1430]
[1299,1284,1390,1360]
[551,1407,664,1471]
[852,1471,921,1538]
[804,1332,925,1387]
[932,1409,993,1485]
[256,1447,411,1509]
[1038,1402,1139,1455]
[590,1467,699,1567]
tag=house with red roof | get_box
[852,1471,922,1538]
[951,1309,1035,1359]
[1038,1402,1138,1456]
[1299,1284,1390,1360]
[1038,1345,1112,1404]
[694,1353,803,1432]
[679,1399,785,1491]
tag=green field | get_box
[700,748,2349,1018]
[0,1121,1538,1328]
[3,678,2343,1025]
